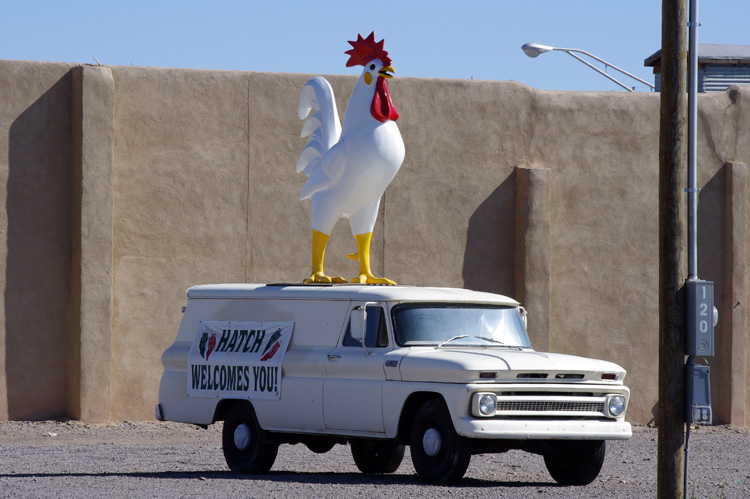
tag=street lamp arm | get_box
[561,50,637,92]
[558,47,656,90]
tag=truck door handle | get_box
[327,354,341,361]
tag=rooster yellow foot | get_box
[351,273,397,285]
[304,272,348,284]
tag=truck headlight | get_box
[606,395,627,417]
[475,393,497,417]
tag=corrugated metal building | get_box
[644,43,750,92]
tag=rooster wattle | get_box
[297,32,405,285]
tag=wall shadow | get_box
[696,168,726,423]
[462,175,515,297]
[5,74,72,419]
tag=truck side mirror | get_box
[351,306,367,343]
[351,302,377,355]
[518,306,528,329]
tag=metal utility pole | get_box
[687,0,699,279]
[658,0,688,498]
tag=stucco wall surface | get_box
[1,59,749,426]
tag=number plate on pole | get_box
[685,280,714,356]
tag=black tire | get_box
[543,440,606,485]
[222,401,278,474]
[350,440,405,474]
[409,398,471,485]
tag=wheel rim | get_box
[422,427,441,457]
[234,422,251,451]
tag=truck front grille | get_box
[494,394,609,418]
[498,400,605,413]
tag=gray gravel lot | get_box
[0,421,748,498]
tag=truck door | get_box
[323,303,390,433]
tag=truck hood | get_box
[395,348,626,383]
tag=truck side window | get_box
[344,307,389,348]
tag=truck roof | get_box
[186,283,518,306]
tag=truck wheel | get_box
[409,398,471,484]
[222,401,278,474]
[543,440,605,485]
[350,440,405,474]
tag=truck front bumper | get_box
[455,417,632,440]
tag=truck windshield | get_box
[391,304,531,347]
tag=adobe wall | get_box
[0,60,76,420]
[1,59,748,426]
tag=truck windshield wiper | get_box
[474,336,524,349]
[474,335,506,345]
[437,335,522,348]
[437,335,468,348]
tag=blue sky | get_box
[1,1,748,91]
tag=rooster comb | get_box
[345,32,392,68]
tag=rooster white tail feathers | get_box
[296,77,341,176]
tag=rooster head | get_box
[345,32,399,123]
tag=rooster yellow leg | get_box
[304,230,347,284]
[349,232,397,285]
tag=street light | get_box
[521,42,655,92]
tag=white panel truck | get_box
[157,284,631,485]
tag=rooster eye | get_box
[369,64,376,70]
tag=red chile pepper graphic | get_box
[260,341,281,361]
[262,329,282,354]
[206,333,217,360]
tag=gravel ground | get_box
[0,421,748,498]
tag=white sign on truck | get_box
[187,321,293,400]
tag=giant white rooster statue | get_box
[297,32,404,285]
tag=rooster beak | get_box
[378,66,395,79]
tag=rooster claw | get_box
[351,273,397,285]
[304,272,348,284]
